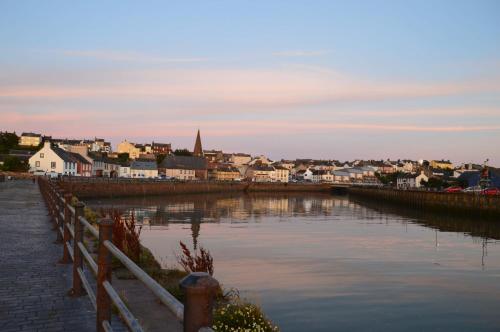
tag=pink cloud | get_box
[1,67,499,108]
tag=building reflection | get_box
[88,192,500,262]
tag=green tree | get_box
[117,153,130,163]
[1,156,29,172]
[156,153,167,165]
[0,132,19,154]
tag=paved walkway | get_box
[0,180,98,331]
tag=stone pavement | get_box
[0,180,122,332]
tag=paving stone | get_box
[0,180,126,332]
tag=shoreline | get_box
[59,179,332,198]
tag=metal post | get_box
[71,202,85,296]
[96,218,113,332]
[179,272,220,332]
[60,193,72,263]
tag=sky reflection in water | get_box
[87,193,500,332]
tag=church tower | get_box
[193,129,203,157]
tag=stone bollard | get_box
[179,272,220,332]
[96,218,113,332]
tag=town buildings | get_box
[19,133,42,147]
[210,166,241,181]
[159,155,208,180]
[430,160,454,170]
[20,129,479,188]
[117,140,143,159]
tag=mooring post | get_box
[60,193,73,263]
[179,272,220,332]
[96,218,113,332]
[71,202,85,296]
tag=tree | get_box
[1,156,29,172]
[156,154,167,165]
[0,132,19,154]
[117,153,129,163]
[421,177,445,189]
[173,149,193,156]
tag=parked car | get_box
[482,187,500,196]
[463,186,482,193]
[444,186,462,193]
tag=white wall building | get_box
[29,141,77,176]
[130,160,158,178]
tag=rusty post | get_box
[96,218,113,332]
[71,202,85,296]
[179,272,220,332]
[60,193,73,263]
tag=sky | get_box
[1,1,500,165]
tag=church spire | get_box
[193,129,203,157]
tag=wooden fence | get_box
[38,177,219,332]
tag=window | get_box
[40,153,44,158]
[51,162,56,169]
[35,161,40,167]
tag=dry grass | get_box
[176,241,214,276]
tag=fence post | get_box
[71,202,85,296]
[179,272,220,332]
[55,189,65,243]
[96,218,113,332]
[60,193,73,263]
[49,183,58,230]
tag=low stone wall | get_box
[0,171,34,179]
[348,187,500,217]
[58,180,331,198]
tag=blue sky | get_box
[1,1,500,164]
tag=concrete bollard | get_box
[96,218,114,332]
[72,202,85,296]
[179,272,220,332]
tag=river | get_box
[87,192,500,331]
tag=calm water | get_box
[87,193,500,331]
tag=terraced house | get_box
[29,141,77,176]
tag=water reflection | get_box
[86,193,500,332]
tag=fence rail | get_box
[38,177,219,332]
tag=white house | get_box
[119,163,131,178]
[130,160,158,178]
[332,170,350,183]
[29,141,77,176]
[245,165,275,182]
[303,169,314,182]
[397,171,429,189]
[271,166,290,183]
[311,170,333,183]
[346,168,364,181]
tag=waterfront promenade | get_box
[0,180,95,331]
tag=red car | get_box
[444,186,462,193]
[482,187,500,196]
